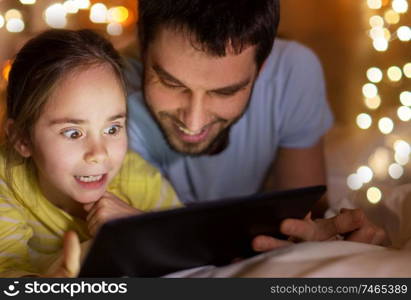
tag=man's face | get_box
[143,27,258,155]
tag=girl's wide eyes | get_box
[103,125,123,136]
[60,125,123,139]
[61,129,82,139]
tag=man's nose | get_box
[181,93,208,133]
[84,138,108,164]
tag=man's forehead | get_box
[147,25,256,60]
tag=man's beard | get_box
[145,104,234,156]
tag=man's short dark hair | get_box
[138,0,280,69]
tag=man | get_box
[125,0,387,249]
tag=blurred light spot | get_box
[378,117,394,134]
[368,0,382,9]
[356,113,372,129]
[365,95,381,110]
[107,6,129,23]
[392,0,408,13]
[369,15,384,27]
[383,28,391,40]
[394,140,411,156]
[44,4,67,28]
[6,19,25,32]
[367,187,382,204]
[404,63,411,78]
[107,22,123,36]
[362,83,378,98]
[388,163,404,179]
[63,0,79,14]
[394,152,410,165]
[74,0,90,9]
[357,166,374,183]
[20,0,36,4]
[347,174,363,190]
[5,9,22,21]
[0,15,4,29]
[369,147,390,180]
[90,3,107,23]
[373,37,389,51]
[397,106,411,121]
[367,67,383,82]
[370,27,385,39]
[397,26,411,41]
[384,9,400,24]
[387,66,402,81]
[400,91,411,106]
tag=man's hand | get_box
[46,231,81,278]
[252,208,388,252]
[84,192,143,236]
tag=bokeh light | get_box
[107,6,129,24]
[6,19,25,32]
[368,0,383,9]
[365,95,381,109]
[388,163,404,179]
[397,106,411,121]
[397,26,411,41]
[357,166,374,183]
[392,0,409,13]
[367,187,382,204]
[378,117,394,134]
[403,63,411,78]
[367,67,383,82]
[384,9,400,24]
[20,0,36,4]
[399,91,411,106]
[387,66,403,81]
[0,15,4,29]
[369,15,384,27]
[90,3,108,23]
[44,3,67,28]
[347,174,363,190]
[107,23,123,36]
[356,113,372,129]
[5,9,23,21]
[394,140,411,156]
[362,83,378,98]
[368,147,390,180]
[373,37,389,51]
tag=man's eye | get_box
[62,129,83,139]
[161,80,181,89]
[104,125,122,136]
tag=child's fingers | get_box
[62,231,81,277]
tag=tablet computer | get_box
[79,185,326,277]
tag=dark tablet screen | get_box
[79,185,326,277]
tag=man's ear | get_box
[5,119,32,158]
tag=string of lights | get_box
[0,0,135,82]
[348,0,410,204]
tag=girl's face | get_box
[23,65,127,210]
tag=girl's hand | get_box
[46,231,81,278]
[84,192,143,236]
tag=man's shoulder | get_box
[261,39,322,78]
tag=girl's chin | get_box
[73,193,105,205]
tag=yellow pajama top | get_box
[0,151,180,277]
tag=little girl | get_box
[0,29,180,277]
